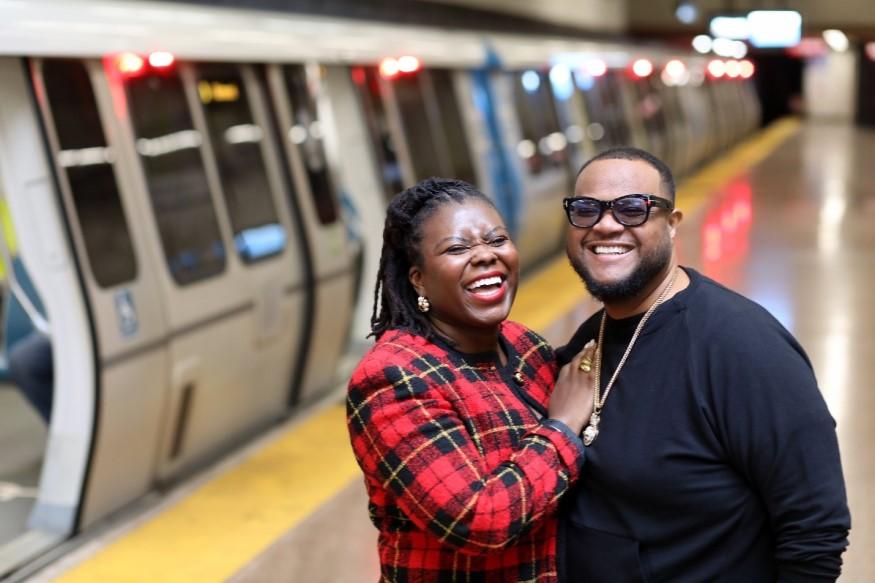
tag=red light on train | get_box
[115,52,145,76]
[397,55,421,73]
[739,59,755,78]
[379,55,422,79]
[631,59,653,78]
[707,59,726,79]
[351,66,367,85]
[379,58,400,79]
[148,51,175,69]
[725,59,742,78]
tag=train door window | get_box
[576,72,610,150]
[600,72,622,147]
[392,71,443,180]
[281,64,338,225]
[511,70,567,175]
[195,63,285,263]
[631,77,668,157]
[602,72,632,148]
[351,66,403,202]
[427,69,476,185]
[39,59,137,288]
[125,66,226,285]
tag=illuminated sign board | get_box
[748,10,802,48]
[708,10,803,49]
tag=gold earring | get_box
[417,296,430,313]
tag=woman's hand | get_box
[548,340,597,435]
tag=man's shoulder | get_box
[684,269,801,357]
[687,269,784,326]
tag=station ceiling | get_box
[146,0,875,41]
[426,0,875,39]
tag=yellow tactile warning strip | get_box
[57,404,360,582]
[510,117,801,332]
[56,118,800,582]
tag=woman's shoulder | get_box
[351,329,444,379]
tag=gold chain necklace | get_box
[582,268,680,446]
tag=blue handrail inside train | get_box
[0,257,45,382]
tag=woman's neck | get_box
[431,320,503,358]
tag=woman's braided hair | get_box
[370,177,496,339]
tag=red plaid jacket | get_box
[347,321,585,582]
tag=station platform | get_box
[25,118,875,582]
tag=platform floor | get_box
[27,118,875,581]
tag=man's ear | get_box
[409,265,425,297]
[668,209,683,239]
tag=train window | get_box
[630,77,669,161]
[351,66,404,202]
[281,65,339,225]
[351,66,476,197]
[196,64,285,263]
[603,72,633,148]
[393,72,443,180]
[511,70,566,175]
[40,59,137,288]
[396,69,475,182]
[577,71,632,151]
[125,68,226,285]
[426,69,476,185]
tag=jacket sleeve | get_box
[346,352,585,555]
[705,310,851,581]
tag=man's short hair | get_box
[577,147,676,202]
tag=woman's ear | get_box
[408,265,425,297]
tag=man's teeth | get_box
[468,276,502,290]
[594,245,629,255]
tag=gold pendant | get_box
[582,412,600,446]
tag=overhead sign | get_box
[748,10,802,48]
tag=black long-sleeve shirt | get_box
[556,267,850,582]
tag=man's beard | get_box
[568,235,673,303]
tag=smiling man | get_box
[556,147,850,582]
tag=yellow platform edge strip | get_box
[58,404,360,582]
[57,118,800,582]
[510,117,800,333]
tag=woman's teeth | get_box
[468,275,502,290]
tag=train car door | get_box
[28,57,176,528]
[102,58,306,481]
[317,65,386,343]
[501,68,573,268]
[265,63,360,404]
[0,58,97,574]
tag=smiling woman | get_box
[346,177,597,582]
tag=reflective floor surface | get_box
[235,120,875,582]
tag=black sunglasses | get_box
[563,194,674,228]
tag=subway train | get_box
[0,0,760,576]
